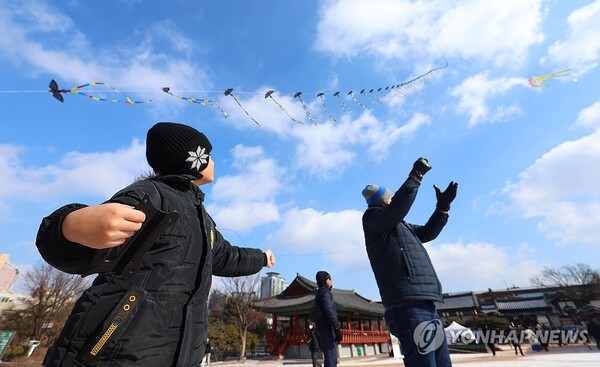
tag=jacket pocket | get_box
[400,248,414,279]
[79,287,146,364]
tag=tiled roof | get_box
[435,293,479,310]
[496,297,549,310]
[253,274,384,317]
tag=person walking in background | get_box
[201,337,212,366]
[512,325,525,356]
[315,271,342,367]
[307,324,323,367]
[36,122,276,366]
[361,157,457,367]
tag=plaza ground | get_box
[3,344,598,366]
[225,344,599,367]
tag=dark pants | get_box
[487,342,496,356]
[514,343,524,355]
[310,351,323,367]
[384,302,452,367]
[317,330,337,367]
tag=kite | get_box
[333,91,352,115]
[162,87,228,118]
[294,92,317,125]
[265,90,303,125]
[48,79,149,104]
[528,69,573,88]
[359,89,379,105]
[348,91,368,111]
[224,88,260,126]
[317,92,337,123]
[363,88,386,105]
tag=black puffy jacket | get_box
[36,175,266,366]
[362,177,447,307]
[314,271,338,333]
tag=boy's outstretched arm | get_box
[37,203,146,274]
[62,204,146,249]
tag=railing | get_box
[342,329,389,344]
[265,329,388,355]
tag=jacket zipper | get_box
[90,316,122,356]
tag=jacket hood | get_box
[316,271,331,287]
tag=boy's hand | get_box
[264,249,276,268]
[62,204,146,249]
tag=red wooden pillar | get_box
[378,318,383,332]
[293,313,299,335]
[359,315,364,332]
[369,317,374,332]
[346,313,351,330]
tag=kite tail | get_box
[265,91,303,125]
[294,92,317,125]
[225,88,260,126]
[317,93,338,123]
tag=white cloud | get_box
[504,130,600,244]
[207,145,285,232]
[0,2,208,98]
[315,0,544,67]
[0,141,147,210]
[450,73,525,126]
[216,89,429,178]
[542,0,600,75]
[428,241,543,291]
[291,111,429,177]
[266,207,368,269]
[574,101,600,130]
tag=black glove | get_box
[434,181,458,212]
[334,326,343,343]
[410,157,431,181]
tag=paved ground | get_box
[4,344,598,366]
[221,344,599,367]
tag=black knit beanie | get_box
[316,271,331,287]
[146,122,212,177]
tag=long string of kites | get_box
[43,59,450,127]
[41,63,581,127]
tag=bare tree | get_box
[221,274,263,362]
[23,263,90,344]
[530,263,600,306]
[530,263,599,287]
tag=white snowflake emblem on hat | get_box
[186,146,209,170]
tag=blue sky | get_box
[1,0,599,302]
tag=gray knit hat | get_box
[146,122,212,178]
[362,185,393,206]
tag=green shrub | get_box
[2,344,27,361]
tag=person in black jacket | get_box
[362,157,457,367]
[315,271,341,367]
[36,122,276,366]
[201,337,212,366]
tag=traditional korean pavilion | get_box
[252,273,388,359]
